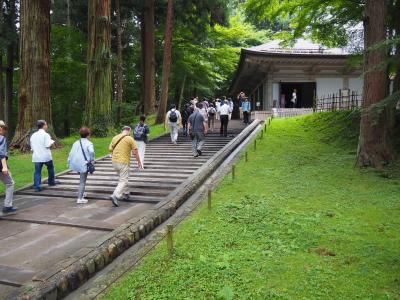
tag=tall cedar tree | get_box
[357,0,392,168]
[11,0,54,151]
[142,0,156,115]
[115,0,123,124]
[0,0,3,120]
[156,0,174,124]
[5,0,16,129]
[85,0,113,136]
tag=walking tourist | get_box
[165,104,182,145]
[228,98,234,120]
[215,98,221,120]
[237,91,245,120]
[67,127,95,204]
[109,126,143,207]
[219,99,232,137]
[242,97,251,125]
[0,121,17,213]
[133,115,150,168]
[181,103,192,136]
[30,120,59,192]
[188,103,208,158]
[207,103,216,132]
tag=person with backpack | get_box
[67,127,95,204]
[109,126,143,207]
[133,115,150,168]
[181,103,192,136]
[165,104,182,145]
[0,121,17,213]
[188,103,208,158]
[207,103,216,132]
[30,120,59,192]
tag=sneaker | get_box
[193,154,199,158]
[110,195,119,207]
[2,206,17,213]
[34,188,42,192]
[172,140,177,145]
[48,180,61,186]
[77,198,88,204]
[122,194,130,201]
[197,149,202,156]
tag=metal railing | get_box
[315,91,362,112]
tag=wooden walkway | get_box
[0,121,247,299]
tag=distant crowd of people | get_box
[1,91,252,212]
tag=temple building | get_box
[229,39,363,110]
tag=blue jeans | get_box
[33,160,55,190]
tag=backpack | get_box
[169,110,178,122]
[134,124,146,140]
[208,107,216,115]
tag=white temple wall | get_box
[316,77,343,98]
[348,77,363,95]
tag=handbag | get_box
[79,139,95,174]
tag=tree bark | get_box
[85,0,113,136]
[11,0,54,151]
[142,0,156,115]
[0,51,4,121]
[115,0,123,124]
[0,1,4,121]
[177,73,186,111]
[156,0,174,124]
[357,0,392,168]
[5,0,16,130]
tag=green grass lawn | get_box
[2,116,165,193]
[101,111,400,299]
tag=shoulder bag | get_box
[79,139,95,174]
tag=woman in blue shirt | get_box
[68,127,94,204]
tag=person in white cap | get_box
[0,121,17,213]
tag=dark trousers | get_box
[34,160,55,190]
[243,111,250,124]
[220,115,229,137]
[182,120,188,136]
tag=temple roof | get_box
[246,39,349,55]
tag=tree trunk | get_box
[115,0,123,124]
[357,0,392,168]
[177,73,186,111]
[392,2,400,93]
[0,1,4,121]
[85,0,113,136]
[5,0,16,131]
[11,0,54,151]
[155,0,174,124]
[142,0,156,115]
[0,51,4,121]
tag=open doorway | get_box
[280,82,316,108]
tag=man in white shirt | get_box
[30,120,58,192]
[165,104,182,145]
[218,100,232,137]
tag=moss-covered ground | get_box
[102,111,400,299]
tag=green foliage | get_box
[242,0,364,48]
[101,111,400,299]
[170,14,267,98]
[51,25,87,137]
